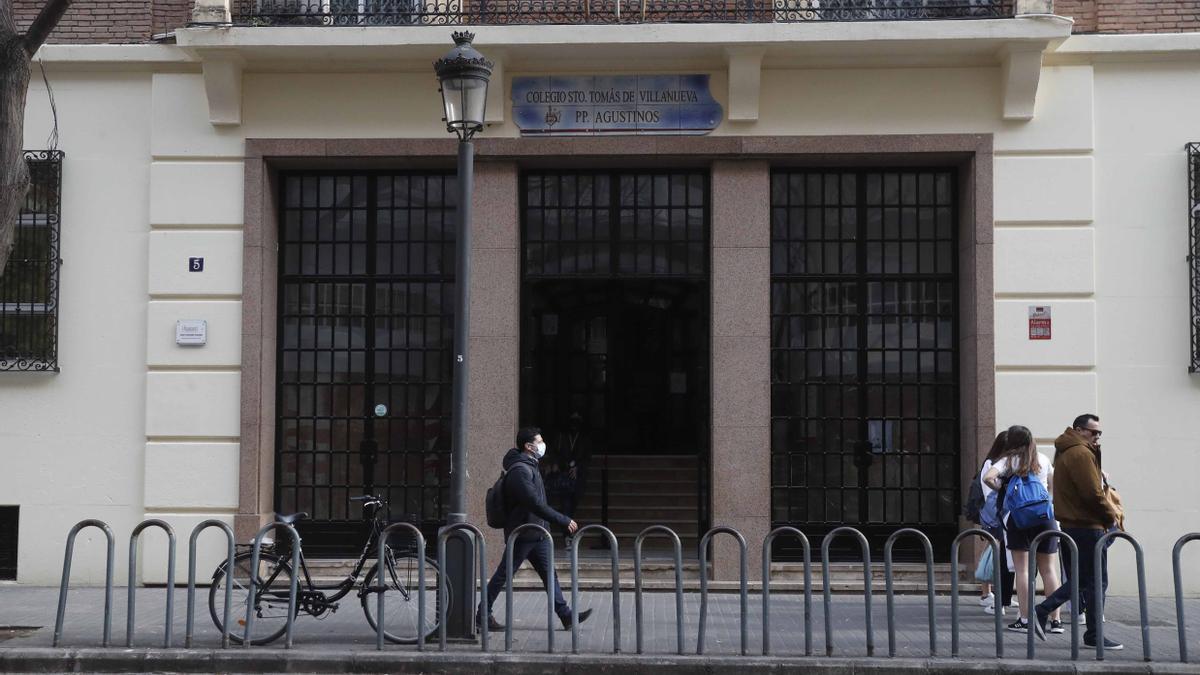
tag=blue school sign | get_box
[512,74,723,136]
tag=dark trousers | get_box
[1039,527,1107,639]
[481,537,569,621]
[986,526,1016,607]
[999,551,1017,607]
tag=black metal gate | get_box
[276,172,455,556]
[769,169,960,559]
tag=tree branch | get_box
[22,0,73,57]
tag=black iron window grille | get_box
[1189,143,1199,373]
[276,172,455,554]
[769,169,959,558]
[0,150,63,373]
[524,171,707,279]
[228,0,1012,26]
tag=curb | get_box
[1,648,1196,674]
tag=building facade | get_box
[2,0,1199,595]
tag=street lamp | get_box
[434,30,492,640]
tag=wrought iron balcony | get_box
[230,0,1013,26]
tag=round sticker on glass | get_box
[374,404,388,417]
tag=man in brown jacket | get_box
[1033,414,1123,650]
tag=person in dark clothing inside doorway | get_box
[478,427,594,632]
[546,411,592,521]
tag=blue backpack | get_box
[979,490,1002,530]
[1004,474,1053,529]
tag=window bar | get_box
[1189,143,1200,373]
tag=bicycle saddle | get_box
[275,512,309,525]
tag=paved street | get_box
[2,584,1198,664]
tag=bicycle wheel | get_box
[209,550,297,646]
[360,552,448,644]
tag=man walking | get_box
[1033,414,1123,649]
[478,427,593,632]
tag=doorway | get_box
[519,170,711,548]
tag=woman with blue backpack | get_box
[983,425,1063,636]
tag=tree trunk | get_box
[0,5,32,279]
[0,0,72,279]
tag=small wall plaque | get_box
[1028,306,1052,340]
[176,319,208,346]
[189,257,204,272]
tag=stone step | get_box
[573,506,699,522]
[589,454,700,468]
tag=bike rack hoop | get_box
[53,519,116,648]
[126,519,176,648]
[185,520,236,649]
[762,526,812,657]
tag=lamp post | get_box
[434,30,493,639]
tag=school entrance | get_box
[519,170,711,554]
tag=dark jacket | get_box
[1052,428,1120,530]
[501,447,571,540]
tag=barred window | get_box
[0,151,63,372]
[1189,143,1199,373]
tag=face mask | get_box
[534,442,547,459]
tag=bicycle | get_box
[207,495,450,645]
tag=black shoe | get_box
[1084,635,1124,651]
[560,608,593,630]
[1033,604,1050,641]
[477,611,505,632]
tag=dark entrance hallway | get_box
[519,170,711,552]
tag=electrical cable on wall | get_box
[37,57,60,153]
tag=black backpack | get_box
[485,469,510,529]
[963,466,986,524]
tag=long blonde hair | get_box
[1001,425,1040,477]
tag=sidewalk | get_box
[2,585,1198,671]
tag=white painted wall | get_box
[1090,59,1200,596]
[5,73,152,584]
[8,37,1198,596]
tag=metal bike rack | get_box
[243,521,301,649]
[504,524,557,653]
[53,519,116,647]
[762,526,812,656]
[1173,532,1200,663]
[126,519,176,648]
[634,525,685,655]
[1026,529,1079,661]
[185,520,236,648]
[821,526,873,657]
[437,522,489,653]
[949,528,1003,658]
[373,522,426,652]
[697,526,749,656]
[883,528,936,657]
[570,524,620,654]
[1094,530,1150,661]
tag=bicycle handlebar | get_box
[349,495,385,503]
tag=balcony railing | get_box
[230,0,1013,26]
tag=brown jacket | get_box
[1051,428,1120,530]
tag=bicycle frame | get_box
[282,505,416,610]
